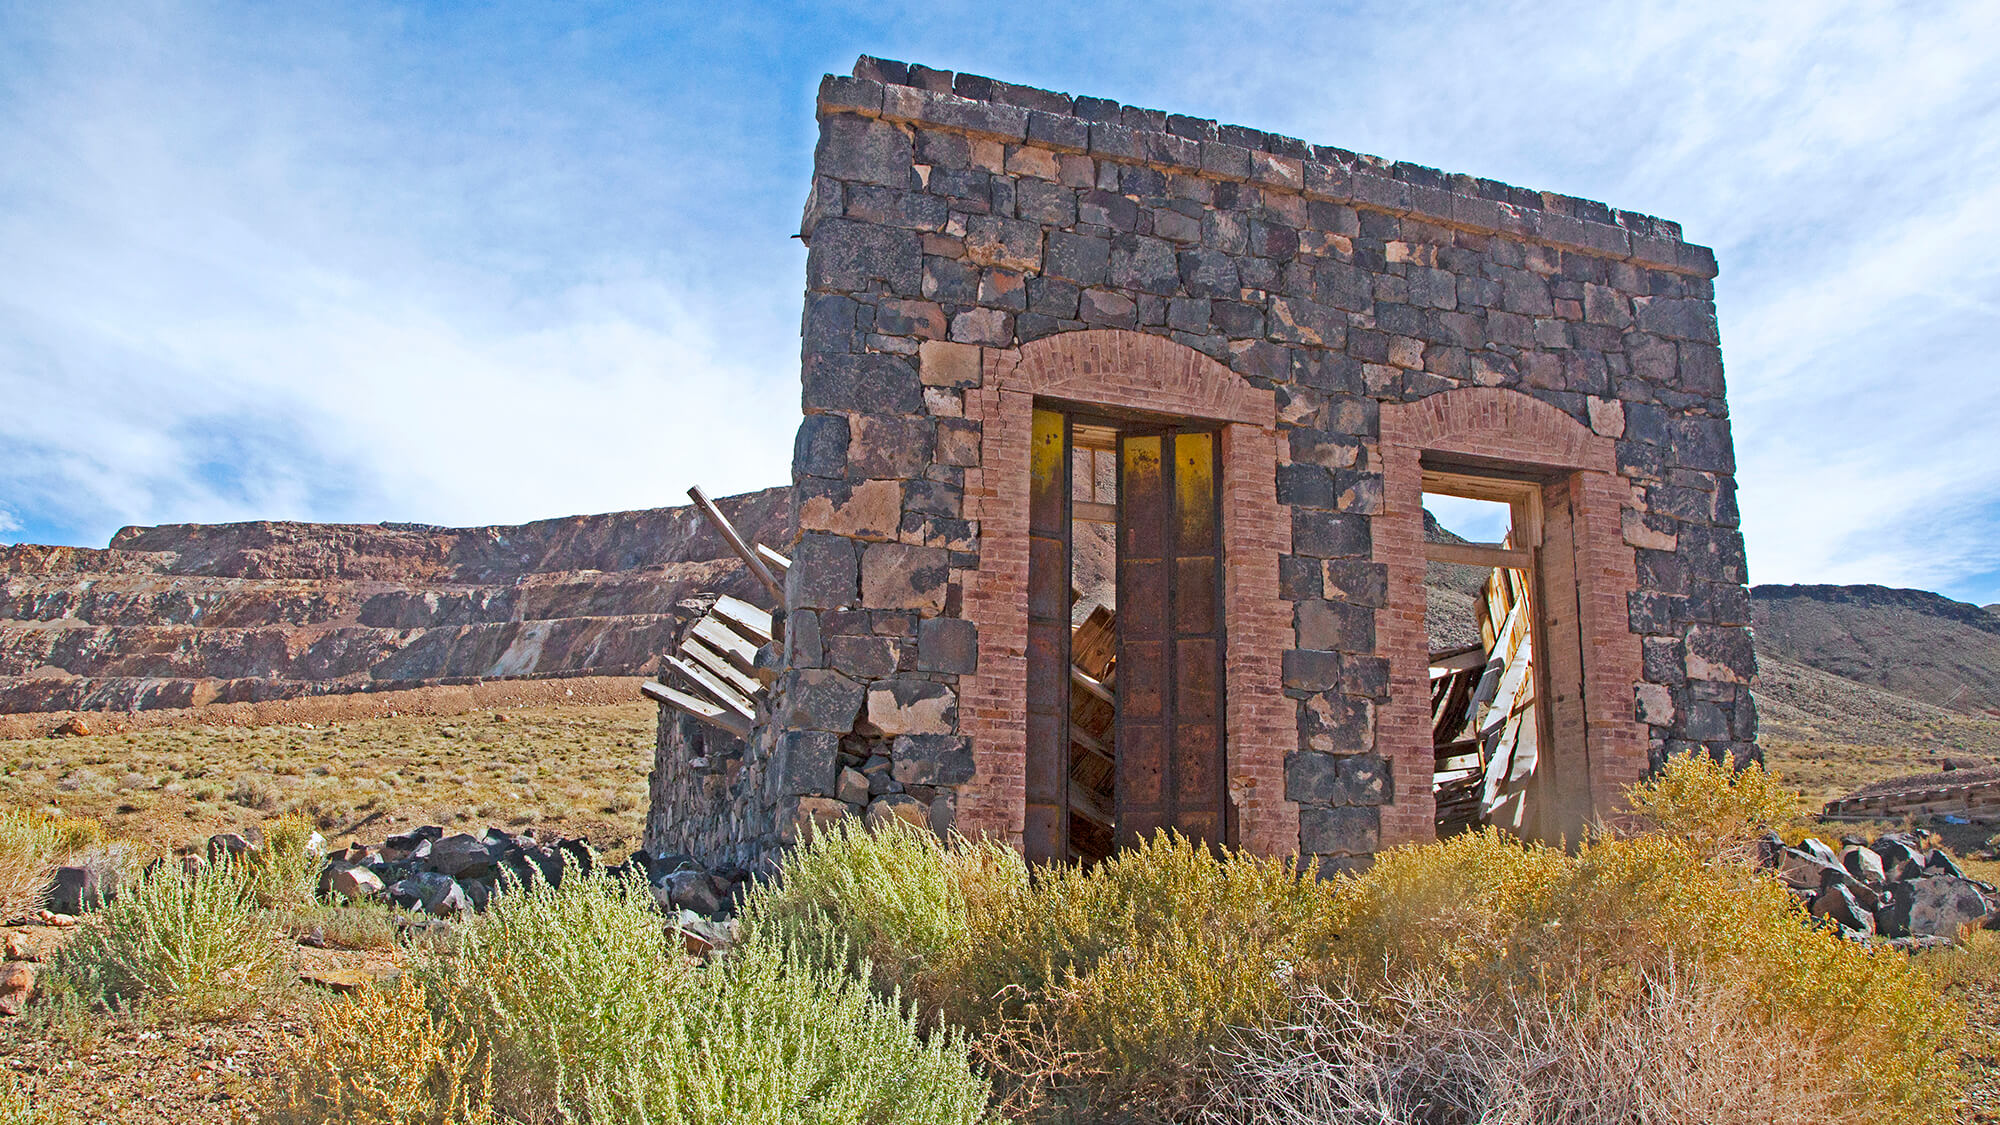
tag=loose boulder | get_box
[44,865,116,916]
[0,962,33,1016]
[1880,876,1995,939]
[328,865,386,903]
[1810,883,1876,937]
[387,872,470,917]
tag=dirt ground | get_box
[0,919,400,1125]
[0,690,658,856]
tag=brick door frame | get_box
[951,329,1298,856]
[1375,387,1649,847]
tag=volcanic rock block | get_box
[1774,846,1840,891]
[44,865,115,916]
[1811,883,1875,936]
[388,872,470,917]
[0,962,33,1016]
[427,834,498,880]
[1880,876,1995,939]
[328,865,386,903]
[667,869,724,917]
[865,793,929,831]
[1840,845,1886,886]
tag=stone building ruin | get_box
[645,57,1756,875]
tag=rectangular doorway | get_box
[1023,405,1228,864]
[1422,461,1590,846]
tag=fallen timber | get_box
[641,485,787,738]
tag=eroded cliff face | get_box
[0,489,791,713]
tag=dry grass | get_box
[1199,967,1861,1125]
[0,701,656,852]
[1761,734,2000,806]
[0,810,103,917]
[262,974,495,1125]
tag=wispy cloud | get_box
[1,2,1995,604]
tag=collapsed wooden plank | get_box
[687,485,783,600]
[712,594,774,644]
[664,653,757,721]
[680,635,763,697]
[1426,541,1531,570]
[1071,666,1115,706]
[755,543,791,577]
[691,615,761,671]
[641,680,752,738]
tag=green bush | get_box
[741,816,1029,1006]
[583,936,994,1125]
[273,864,994,1125]
[414,867,695,1120]
[47,856,286,1021]
[242,814,322,911]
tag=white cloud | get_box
[0,4,802,544]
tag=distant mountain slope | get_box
[0,488,790,714]
[1751,584,2000,717]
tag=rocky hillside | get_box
[0,489,790,714]
[1752,584,2000,718]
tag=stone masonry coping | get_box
[821,57,1715,279]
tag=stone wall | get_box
[765,56,1755,869]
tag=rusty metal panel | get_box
[1116,426,1228,850]
[1166,429,1227,846]
[1175,638,1220,720]
[1173,557,1217,634]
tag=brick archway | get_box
[1375,387,1648,847]
[951,329,1297,855]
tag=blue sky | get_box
[2,1,1996,605]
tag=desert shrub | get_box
[1625,751,1802,859]
[580,936,994,1125]
[261,974,493,1125]
[1326,829,1961,1119]
[1199,965,1858,1125]
[958,833,1336,1108]
[287,864,996,1125]
[0,810,102,916]
[241,814,322,910]
[741,816,1030,1004]
[283,901,401,951]
[748,823,1337,1115]
[413,867,695,1120]
[47,855,286,1021]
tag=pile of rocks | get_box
[1766,830,2000,943]
[316,825,749,921]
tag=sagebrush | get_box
[1625,751,1803,859]
[1200,966,1860,1125]
[748,822,1336,1115]
[47,856,286,1021]
[271,865,993,1125]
